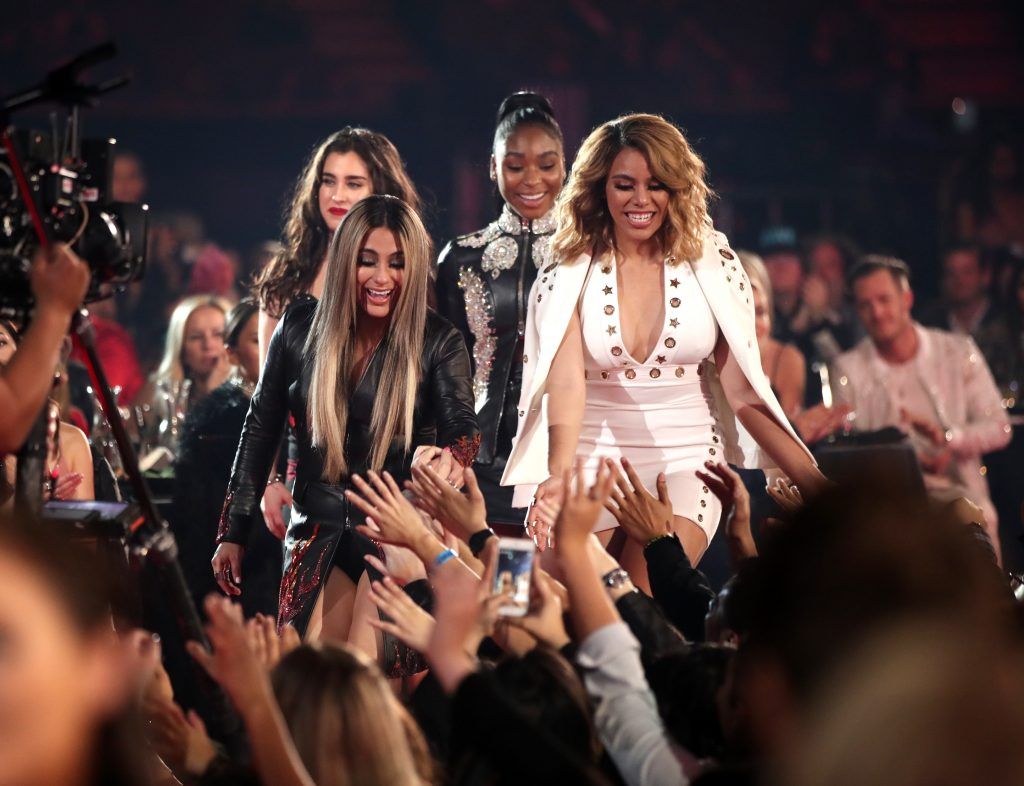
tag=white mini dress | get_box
[577,256,724,542]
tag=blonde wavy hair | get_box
[272,642,434,786]
[552,113,712,265]
[156,294,234,383]
[306,196,430,480]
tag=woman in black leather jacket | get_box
[435,92,565,527]
[212,196,479,644]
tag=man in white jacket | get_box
[831,255,1011,552]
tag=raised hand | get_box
[186,595,269,713]
[553,458,615,551]
[766,476,804,513]
[143,695,217,779]
[697,461,756,562]
[368,573,436,654]
[407,463,488,540]
[605,457,673,546]
[244,613,300,671]
[346,470,434,551]
[505,560,570,649]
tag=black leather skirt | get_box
[277,480,379,635]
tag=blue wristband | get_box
[432,548,457,570]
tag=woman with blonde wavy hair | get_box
[502,114,826,586]
[136,294,234,453]
[271,643,436,786]
[213,195,478,653]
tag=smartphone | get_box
[493,537,535,617]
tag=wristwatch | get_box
[468,528,496,557]
[601,568,631,590]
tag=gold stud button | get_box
[665,337,676,348]
[650,368,661,379]
[601,371,609,379]
[709,448,716,455]
[670,297,681,307]
[625,369,636,380]
[675,367,685,377]
[698,514,704,522]
[720,249,735,260]
[700,499,707,507]
[611,346,623,357]
[604,305,615,315]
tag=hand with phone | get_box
[492,537,535,618]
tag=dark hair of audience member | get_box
[224,296,260,349]
[0,517,151,786]
[271,642,436,786]
[491,645,602,763]
[741,482,1015,706]
[846,254,912,291]
[647,645,734,760]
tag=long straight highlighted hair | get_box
[306,196,431,480]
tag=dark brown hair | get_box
[254,128,421,317]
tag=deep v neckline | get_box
[610,257,668,365]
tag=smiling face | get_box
[318,151,373,234]
[492,124,564,221]
[852,269,914,346]
[180,305,227,381]
[604,147,670,252]
[356,227,405,321]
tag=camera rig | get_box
[3,42,244,752]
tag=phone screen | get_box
[493,541,534,616]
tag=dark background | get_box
[6,0,1023,296]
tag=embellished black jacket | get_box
[435,205,554,522]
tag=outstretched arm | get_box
[714,332,828,496]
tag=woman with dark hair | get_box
[0,518,153,786]
[173,298,281,618]
[213,196,478,653]
[436,92,565,528]
[503,114,825,588]
[252,127,422,535]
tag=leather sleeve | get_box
[434,242,473,360]
[429,321,481,469]
[216,308,300,544]
[644,534,716,642]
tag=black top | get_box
[218,297,480,544]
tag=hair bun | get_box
[497,91,555,124]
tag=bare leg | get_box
[346,570,380,661]
[304,566,356,644]
[617,516,708,595]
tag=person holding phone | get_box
[502,114,826,590]
[212,196,479,647]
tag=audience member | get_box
[758,227,805,344]
[136,294,234,457]
[831,255,1011,551]
[172,299,279,619]
[738,251,806,416]
[0,518,154,786]
[111,150,148,204]
[918,243,999,338]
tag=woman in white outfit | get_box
[501,114,827,589]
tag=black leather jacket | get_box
[435,206,554,521]
[218,297,480,545]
